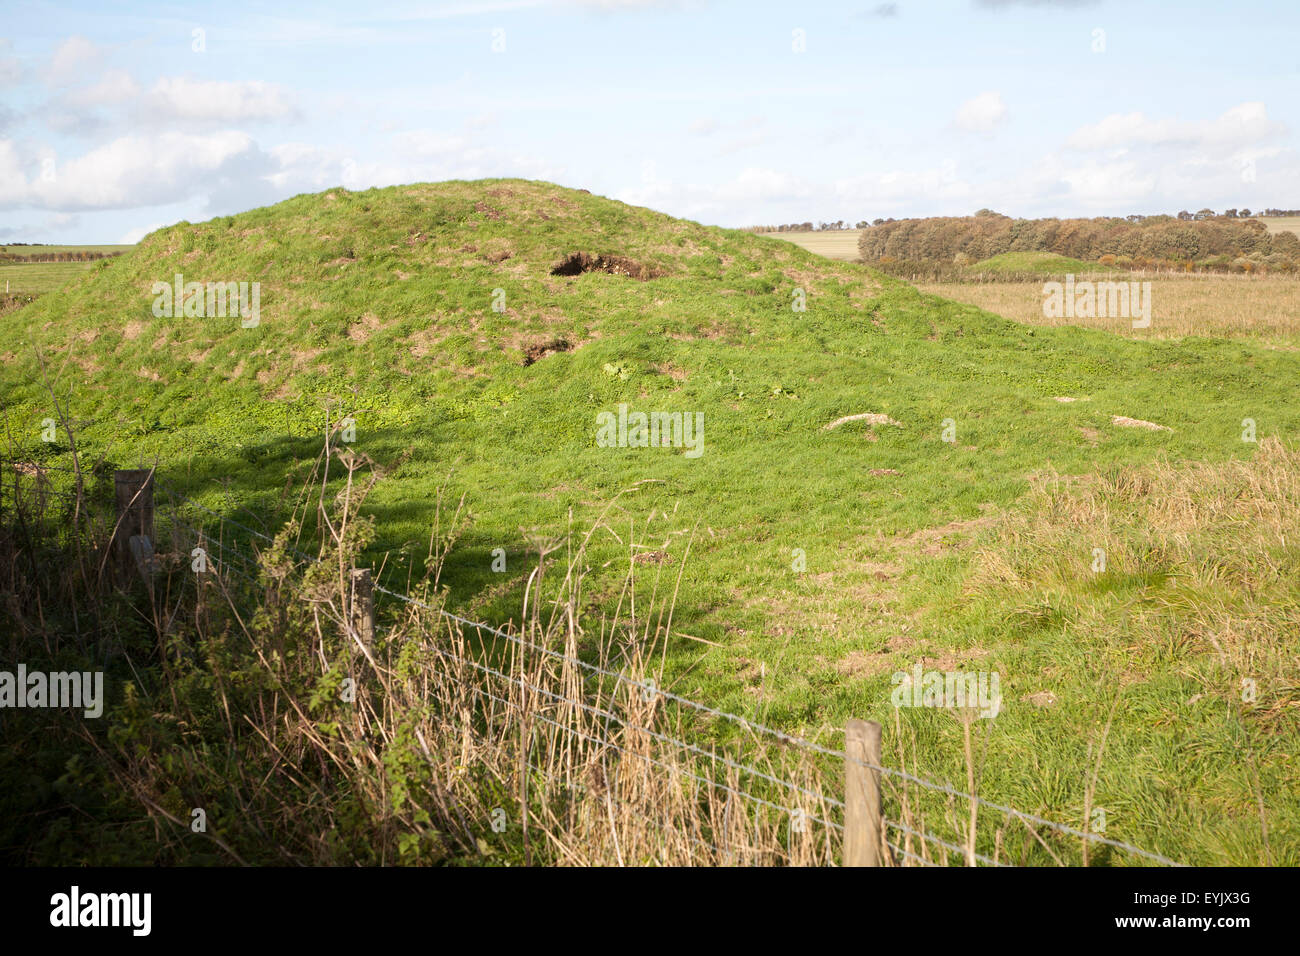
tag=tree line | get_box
[746,221,877,233]
[0,250,125,263]
[856,210,1300,274]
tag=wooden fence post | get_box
[844,718,884,867]
[350,568,374,653]
[114,469,154,579]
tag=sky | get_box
[1,0,1298,243]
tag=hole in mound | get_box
[522,337,573,366]
[550,252,662,280]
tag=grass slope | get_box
[2,179,1297,863]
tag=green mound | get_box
[0,175,1295,721]
[5,178,1299,861]
[969,250,1116,274]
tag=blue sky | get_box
[2,0,1298,242]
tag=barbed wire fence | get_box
[2,457,1185,868]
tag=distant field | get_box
[758,229,863,261]
[1261,216,1300,237]
[918,272,1300,344]
[0,261,102,293]
[0,244,132,257]
[0,244,132,294]
[769,220,1300,264]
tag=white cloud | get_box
[716,167,811,202]
[1066,102,1285,152]
[1055,159,1155,205]
[140,77,298,123]
[616,164,812,222]
[46,35,103,86]
[0,131,264,210]
[0,139,29,204]
[261,135,564,201]
[0,212,80,241]
[118,221,167,244]
[0,38,21,87]
[38,71,298,138]
[954,91,1007,132]
[64,68,140,108]
[836,160,970,206]
[393,130,484,160]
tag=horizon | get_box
[1,175,1296,247]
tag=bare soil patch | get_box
[1078,426,1102,446]
[653,362,689,381]
[522,337,573,366]
[900,515,996,557]
[347,312,383,342]
[550,252,663,281]
[632,549,671,565]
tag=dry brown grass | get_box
[760,230,864,262]
[971,437,1300,679]
[917,273,1300,344]
[1261,216,1300,238]
[2,438,843,867]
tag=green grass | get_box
[1,178,1296,864]
[969,251,1117,274]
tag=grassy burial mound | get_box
[965,251,1118,275]
[2,179,1298,863]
